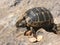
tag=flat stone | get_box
[37,35,43,42]
[28,37,37,43]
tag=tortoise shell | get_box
[24,7,54,27]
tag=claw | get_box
[24,30,32,36]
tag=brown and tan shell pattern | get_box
[25,7,54,27]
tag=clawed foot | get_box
[28,35,43,43]
[24,30,32,36]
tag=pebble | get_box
[37,35,43,42]
[28,37,37,43]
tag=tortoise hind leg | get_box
[51,23,57,34]
[42,23,57,34]
[47,23,57,34]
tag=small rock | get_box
[36,28,46,35]
[36,28,44,42]
[28,37,37,43]
[37,35,43,42]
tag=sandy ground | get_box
[0,0,60,45]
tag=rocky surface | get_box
[0,0,60,45]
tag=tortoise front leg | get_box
[30,27,37,38]
[24,27,37,38]
[24,27,32,36]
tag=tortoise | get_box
[16,7,57,38]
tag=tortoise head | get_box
[16,19,26,28]
[19,20,26,27]
[16,18,26,28]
